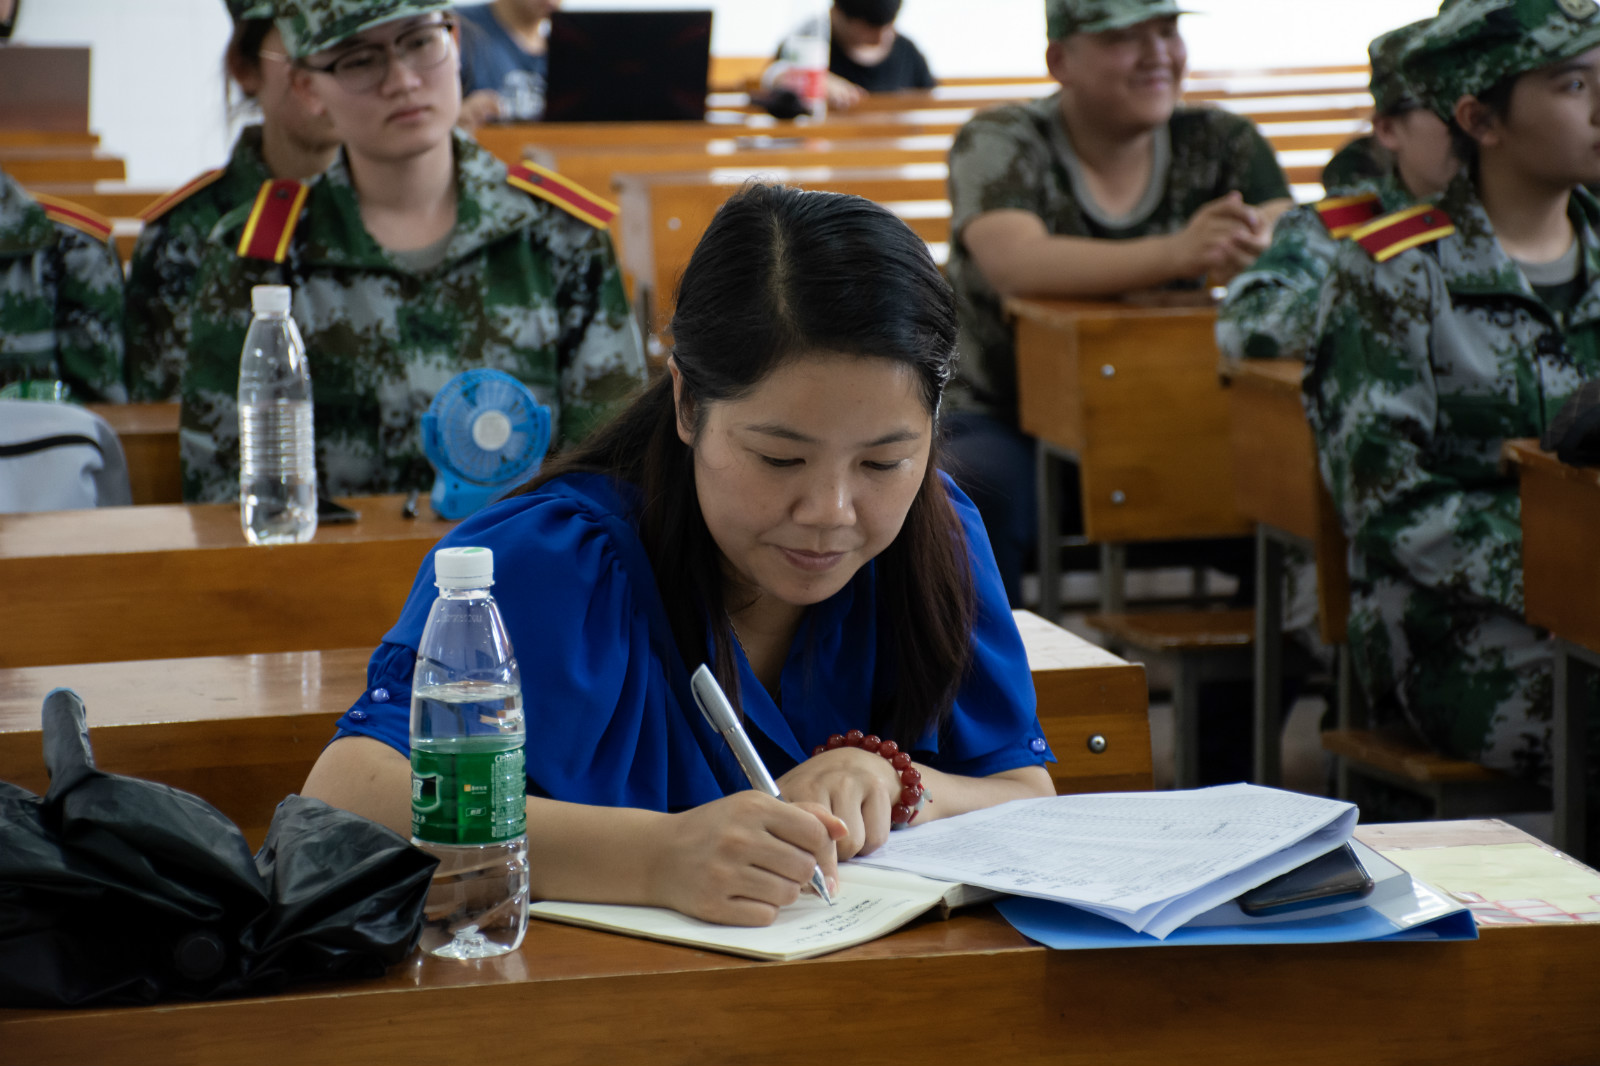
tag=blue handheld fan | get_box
[421,368,552,520]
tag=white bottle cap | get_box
[251,285,292,314]
[434,546,494,588]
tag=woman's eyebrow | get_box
[741,423,924,447]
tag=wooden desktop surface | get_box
[1505,439,1600,655]
[0,496,453,668]
[1,820,1593,1065]
[0,613,1150,847]
[1007,297,1252,544]
[1221,358,1350,644]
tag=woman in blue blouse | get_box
[303,185,1056,925]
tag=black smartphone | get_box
[1237,843,1374,917]
[317,497,360,524]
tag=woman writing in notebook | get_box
[304,185,1056,926]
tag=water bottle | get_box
[779,0,830,118]
[410,546,529,959]
[238,284,316,545]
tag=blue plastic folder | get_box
[996,877,1478,949]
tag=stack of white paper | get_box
[854,783,1358,939]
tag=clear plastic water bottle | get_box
[410,546,529,959]
[779,0,830,118]
[238,284,316,545]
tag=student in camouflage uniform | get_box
[0,169,126,403]
[1216,19,1457,364]
[123,0,339,402]
[180,0,646,502]
[943,0,1293,606]
[1305,0,1600,819]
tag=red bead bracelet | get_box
[811,730,928,828]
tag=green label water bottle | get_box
[410,546,529,959]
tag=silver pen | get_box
[690,663,834,906]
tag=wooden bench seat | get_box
[1322,728,1548,817]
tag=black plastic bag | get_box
[0,688,438,1008]
[1541,379,1600,465]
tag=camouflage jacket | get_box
[1217,174,1414,363]
[124,125,273,402]
[180,130,647,502]
[0,170,126,403]
[946,95,1290,425]
[1305,173,1600,618]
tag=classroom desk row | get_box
[0,612,1150,847]
[1005,298,1600,858]
[2,818,1596,1065]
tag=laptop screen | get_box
[544,10,714,123]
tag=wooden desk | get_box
[0,612,1149,849]
[533,134,954,207]
[3,153,125,184]
[1504,439,1599,855]
[616,162,949,334]
[474,113,974,161]
[1007,297,1251,618]
[1221,359,1350,786]
[3,820,1595,1065]
[87,401,180,504]
[0,496,453,668]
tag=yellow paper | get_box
[1383,843,1600,921]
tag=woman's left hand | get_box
[776,747,904,860]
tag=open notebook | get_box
[529,867,995,962]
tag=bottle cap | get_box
[251,285,292,314]
[434,546,494,588]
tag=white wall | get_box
[10,0,1440,187]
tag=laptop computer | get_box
[543,10,713,123]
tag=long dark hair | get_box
[529,184,974,745]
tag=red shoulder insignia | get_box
[1314,191,1382,238]
[1351,204,1456,263]
[506,162,617,229]
[138,168,226,224]
[236,179,310,263]
[31,192,113,243]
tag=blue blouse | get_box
[334,471,1052,812]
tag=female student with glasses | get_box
[176,0,646,502]
[303,185,1057,926]
[124,0,341,402]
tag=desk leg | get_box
[1253,525,1284,787]
[1553,641,1591,861]
[1035,440,1061,621]
[1099,543,1126,615]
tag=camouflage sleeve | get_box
[123,216,197,402]
[52,226,127,403]
[948,108,1056,240]
[546,219,647,449]
[1215,112,1292,205]
[1305,244,1525,613]
[179,227,279,502]
[1216,204,1338,361]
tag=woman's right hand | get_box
[649,792,845,926]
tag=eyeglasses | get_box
[299,19,456,94]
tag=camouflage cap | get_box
[1368,19,1432,114]
[1402,0,1600,120]
[224,0,276,20]
[274,0,452,60]
[1046,0,1189,40]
